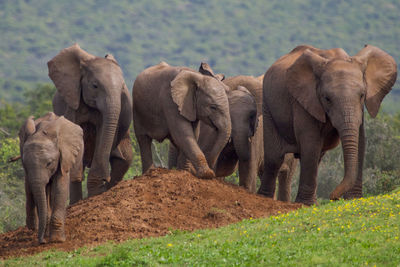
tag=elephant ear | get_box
[236,85,259,136]
[105,53,119,65]
[214,74,225,81]
[287,49,328,123]
[54,117,84,177]
[47,44,96,110]
[19,116,36,155]
[353,45,397,118]
[199,62,225,81]
[171,70,202,122]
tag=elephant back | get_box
[224,76,263,114]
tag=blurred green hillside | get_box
[0,0,399,104]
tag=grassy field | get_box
[2,189,399,266]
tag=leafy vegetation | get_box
[0,0,399,105]
[3,190,400,265]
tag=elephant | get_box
[132,61,231,179]
[48,44,133,201]
[259,44,397,205]
[19,112,84,244]
[169,64,298,200]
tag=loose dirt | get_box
[0,168,302,259]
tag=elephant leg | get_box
[108,134,133,189]
[168,143,178,169]
[238,150,258,193]
[175,122,199,173]
[277,168,290,201]
[277,160,291,201]
[170,125,214,179]
[137,134,154,174]
[25,181,38,231]
[69,148,84,205]
[259,107,286,198]
[49,174,69,243]
[258,155,285,198]
[69,181,83,205]
[45,183,52,238]
[343,123,364,199]
[277,154,298,202]
[177,150,196,173]
[295,144,322,205]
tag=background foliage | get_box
[0,0,399,232]
[0,0,399,102]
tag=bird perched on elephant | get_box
[19,112,83,244]
[48,44,133,201]
[260,44,397,205]
[169,63,297,200]
[132,61,231,179]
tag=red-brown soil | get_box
[0,168,302,259]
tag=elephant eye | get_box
[92,83,98,89]
[324,96,331,104]
[210,105,217,110]
[360,93,365,100]
[46,161,53,168]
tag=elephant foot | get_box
[26,217,38,231]
[343,191,363,200]
[196,167,215,179]
[88,187,105,197]
[143,164,157,175]
[50,231,66,243]
[257,188,275,198]
[38,237,47,244]
[294,196,316,206]
[87,175,108,197]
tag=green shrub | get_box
[0,138,25,233]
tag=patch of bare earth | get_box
[0,168,301,259]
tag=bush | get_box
[0,138,25,233]
[363,169,400,196]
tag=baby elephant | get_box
[19,112,84,244]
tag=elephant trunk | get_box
[330,123,360,200]
[232,128,251,162]
[207,114,232,171]
[31,182,47,244]
[88,95,121,197]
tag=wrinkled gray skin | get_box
[169,70,298,200]
[19,113,83,244]
[132,62,231,178]
[260,45,397,205]
[49,44,133,201]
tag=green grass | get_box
[2,190,400,266]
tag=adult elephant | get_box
[19,113,83,243]
[259,44,397,205]
[169,64,298,201]
[48,44,133,201]
[132,62,231,178]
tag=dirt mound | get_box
[0,168,301,259]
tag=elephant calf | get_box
[19,112,84,244]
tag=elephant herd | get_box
[18,43,397,244]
